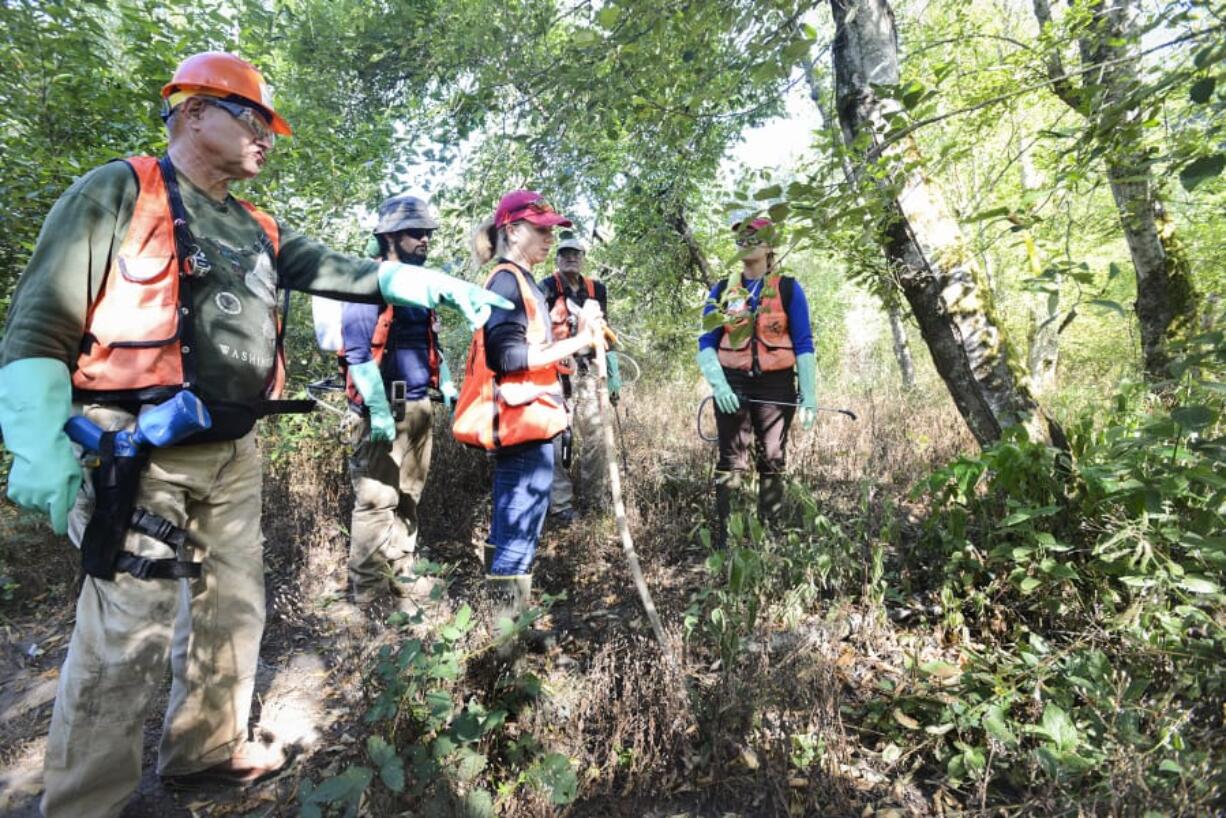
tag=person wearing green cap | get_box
[697,217,817,548]
[540,231,618,522]
[342,194,459,608]
[0,51,509,818]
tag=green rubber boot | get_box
[712,470,741,549]
[486,574,556,656]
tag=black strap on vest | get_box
[158,156,201,392]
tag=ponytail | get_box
[471,218,500,268]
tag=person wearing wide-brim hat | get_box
[341,194,460,610]
[456,190,605,650]
[696,217,817,548]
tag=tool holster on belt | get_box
[80,434,200,582]
[559,429,573,470]
[390,380,407,421]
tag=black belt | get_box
[257,399,317,417]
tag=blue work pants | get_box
[487,440,555,575]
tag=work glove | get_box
[797,352,818,430]
[606,350,622,404]
[378,262,512,331]
[0,358,83,535]
[438,358,458,412]
[349,360,395,443]
[697,348,740,414]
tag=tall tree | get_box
[829,0,1061,447]
[801,42,915,390]
[1033,0,1198,383]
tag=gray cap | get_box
[556,230,587,254]
[373,194,440,234]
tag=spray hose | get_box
[696,395,858,443]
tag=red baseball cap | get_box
[732,216,773,233]
[495,190,573,228]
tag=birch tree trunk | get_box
[802,45,916,390]
[887,304,917,389]
[830,0,1060,448]
[1033,0,1197,382]
[1019,144,1061,396]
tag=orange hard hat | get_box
[162,51,292,136]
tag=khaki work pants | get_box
[347,397,433,598]
[44,405,265,818]
[550,369,607,514]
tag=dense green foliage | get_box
[902,324,1226,807]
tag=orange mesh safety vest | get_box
[548,271,596,376]
[717,274,796,373]
[340,305,440,407]
[72,156,285,400]
[452,263,567,450]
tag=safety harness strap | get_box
[115,552,201,580]
[117,506,201,581]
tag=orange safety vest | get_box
[72,156,285,400]
[340,305,440,407]
[548,271,596,376]
[716,274,796,373]
[452,263,568,450]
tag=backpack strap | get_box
[778,275,794,315]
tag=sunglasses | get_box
[735,234,764,248]
[500,198,560,227]
[524,200,558,216]
[201,97,276,145]
[401,228,436,240]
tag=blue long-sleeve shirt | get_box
[698,274,815,358]
[343,302,438,400]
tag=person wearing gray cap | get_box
[340,194,458,608]
[541,231,620,522]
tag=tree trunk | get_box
[1033,0,1197,382]
[830,0,1058,448]
[1018,143,1060,396]
[887,304,916,389]
[802,47,916,390]
[668,208,714,286]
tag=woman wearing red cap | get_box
[697,217,817,548]
[459,190,604,648]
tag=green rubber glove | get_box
[0,358,83,535]
[797,352,817,429]
[697,348,739,414]
[438,357,458,411]
[349,360,395,442]
[378,262,513,331]
[606,350,622,402]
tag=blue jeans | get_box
[488,441,555,575]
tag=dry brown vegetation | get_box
[11,373,1176,817]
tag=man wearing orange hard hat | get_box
[0,51,509,818]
